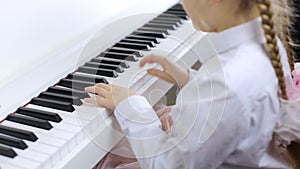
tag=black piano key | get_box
[158,14,185,20]
[148,19,181,26]
[17,107,62,123]
[105,48,143,58]
[137,27,170,35]
[0,145,17,158]
[6,114,53,130]
[58,79,97,91]
[152,17,183,25]
[66,74,109,84]
[144,23,177,30]
[155,16,183,23]
[0,125,37,141]
[163,12,188,20]
[164,13,188,20]
[168,9,187,15]
[31,97,75,112]
[121,39,156,47]
[77,66,118,78]
[165,10,187,15]
[39,92,83,106]
[132,31,167,39]
[114,42,151,51]
[168,7,186,11]
[0,134,28,150]
[84,62,124,73]
[100,52,138,62]
[149,20,181,27]
[171,4,185,10]
[126,35,160,44]
[47,86,90,99]
[90,58,130,68]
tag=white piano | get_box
[0,0,206,168]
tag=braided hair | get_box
[240,0,299,168]
[256,0,288,99]
[255,0,299,168]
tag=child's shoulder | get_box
[219,40,279,97]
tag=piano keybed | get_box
[0,2,205,169]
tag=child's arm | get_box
[113,77,249,169]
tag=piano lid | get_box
[0,0,179,88]
[0,0,179,120]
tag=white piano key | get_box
[23,140,66,167]
[23,140,61,166]
[76,58,163,90]
[26,105,94,134]
[0,162,25,169]
[12,147,49,162]
[49,122,85,144]
[2,121,73,164]
[54,112,91,129]
[26,104,101,135]
[33,133,69,159]
[0,121,69,160]
[9,124,69,155]
[12,148,52,169]
[4,107,102,150]
[0,155,40,169]
[26,104,100,122]
[2,121,74,144]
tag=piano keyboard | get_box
[0,2,205,169]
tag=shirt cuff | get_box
[189,69,198,82]
[114,95,163,138]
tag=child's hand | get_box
[156,105,173,134]
[139,54,189,88]
[84,83,135,111]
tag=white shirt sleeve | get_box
[114,65,251,169]
[189,69,199,82]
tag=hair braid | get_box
[256,0,288,100]
[256,1,300,168]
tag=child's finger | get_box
[84,97,106,107]
[96,83,111,91]
[161,117,169,131]
[167,116,174,127]
[85,86,109,97]
[84,97,98,105]
[139,55,167,68]
[147,69,175,84]
[85,86,97,94]
[147,68,162,76]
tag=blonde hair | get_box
[240,0,299,168]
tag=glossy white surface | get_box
[0,0,207,168]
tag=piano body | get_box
[0,0,206,168]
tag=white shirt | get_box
[114,18,292,169]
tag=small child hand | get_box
[139,54,189,88]
[84,83,135,111]
[156,105,173,134]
